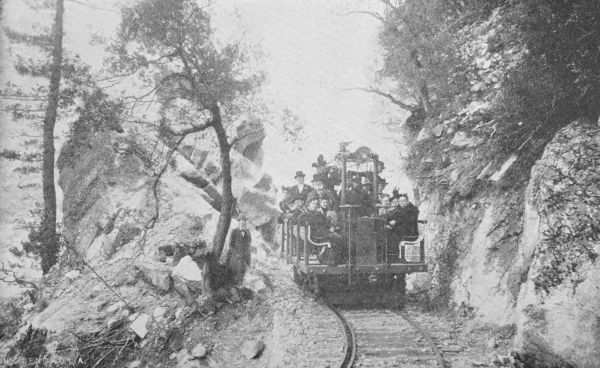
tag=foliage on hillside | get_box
[374,0,600,203]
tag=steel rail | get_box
[392,309,447,368]
[323,301,357,368]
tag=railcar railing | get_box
[281,212,427,266]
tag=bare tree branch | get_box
[344,87,418,112]
[0,263,38,290]
[338,10,385,23]
[66,0,120,14]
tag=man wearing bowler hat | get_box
[290,171,312,202]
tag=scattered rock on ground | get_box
[127,361,142,368]
[153,306,166,320]
[129,313,151,339]
[240,338,265,359]
[242,270,267,294]
[107,301,126,313]
[138,261,172,293]
[191,343,207,358]
[171,256,204,298]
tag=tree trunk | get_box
[203,103,235,295]
[41,0,64,274]
[410,49,432,116]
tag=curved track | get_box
[324,303,447,368]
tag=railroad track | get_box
[324,301,447,368]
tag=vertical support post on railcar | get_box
[304,223,309,268]
[384,205,388,279]
[296,222,301,263]
[288,221,298,262]
[372,155,379,202]
[287,219,292,263]
[281,219,285,259]
[340,144,347,205]
[420,238,425,264]
[347,207,353,286]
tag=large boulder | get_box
[171,256,204,298]
[57,129,219,262]
[513,120,600,368]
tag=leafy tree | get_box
[350,0,475,117]
[114,0,261,294]
[501,0,600,127]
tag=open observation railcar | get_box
[278,144,427,307]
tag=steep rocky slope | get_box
[402,8,600,367]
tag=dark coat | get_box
[388,203,419,238]
[305,188,339,209]
[226,229,252,283]
[305,209,344,265]
[345,187,374,217]
[290,184,313,202]
[304,210,330,239]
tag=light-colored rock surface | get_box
[171,256,204,298]
[240,338,265,359]
[130,313,152,339]
[191,343,208,358]
[242,270,268,294]
[513,121,600,368]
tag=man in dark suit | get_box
[226,215,252,284]
[386,194,419,246]
[290,171,312,202]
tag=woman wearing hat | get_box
[289,170,312,202]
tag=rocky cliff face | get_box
[513,121,600,368]
[402,8,600,367]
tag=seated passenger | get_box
[377,193,392,216]
[319,197,339,229]
[306,175,339,209]
[279,186,293,212]
[386,194,419,241]
[304,197,344,265]
[284,196,305,222]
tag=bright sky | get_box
[1,0,413,193]
[211,0,411,190]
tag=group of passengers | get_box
[279,157,419,265]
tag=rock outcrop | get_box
[399,6,599,366]
[512,121,600,368]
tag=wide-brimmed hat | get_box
[294,171,306,178]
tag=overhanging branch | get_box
[345,87,418,112]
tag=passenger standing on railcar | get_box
[345,177,374,217]
[290,171,312,202]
